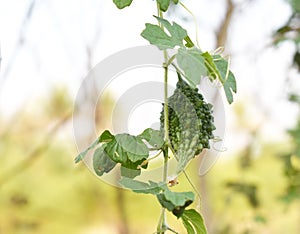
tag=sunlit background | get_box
[1,0,300,233]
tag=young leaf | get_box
[157,189,194,218]
[184,36,194,48]
[93,144,117,176]
[99,130,114,143]
[113,0,133,9]
[141,17,188,50]
[119,177,164,194]
[105,133,149,169]
[177,47,207,87]
[172,0,179,4]
[157,0,170,12]
[181,209,207,234]
[74,138,100,163]
[138,128,164,148]
[201,52,221,80]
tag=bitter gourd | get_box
[160,73,215,173]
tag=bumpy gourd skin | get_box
[160,74,215,172]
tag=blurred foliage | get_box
[272,0,300,206]
[0,87,187,234]
[2,92,300,234]
[0,87,123,234]
[291,0,300,13]
[1,86,300,234]
[225,181,259,208]
[274,0,300,69]
[208,0,300,230]
[207,143,299,234]
[279,95,300,203]
[44,86,72,119]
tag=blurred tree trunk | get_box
[216,0,234,49]
[116,188,129,234]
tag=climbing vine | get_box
[75,1,236,233]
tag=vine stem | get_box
[168,144,202,209]
[157,147,169,234]
[157,62,170,234]
[156,3,170,234]
[163,65,170,145]
[179,1,201,49]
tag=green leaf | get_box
[184,36,194,48]
[120,166,141,178]
[93,144,116,176]
[177,47,207,86]
[105,133,149,169]
[116,134,149,161]
[223,71,237,104]
[182,217,195,233]
[181,209,207,234]
[119,177,164,194]
[75,130,115,163]
[164,190,194,207]
[157,0,170,12]
[138,128,164,148]
[213,55,237,104]
[155,16,187,44]
[157,190,194,218]
[141,17,188,50]
[141,24,171,50]
[172,0,179,4]
[99,130,114,143]
[157,193,176,211]
[113,0,133,9]
[74,138,100,163]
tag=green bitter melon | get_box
[160,73,215,173]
